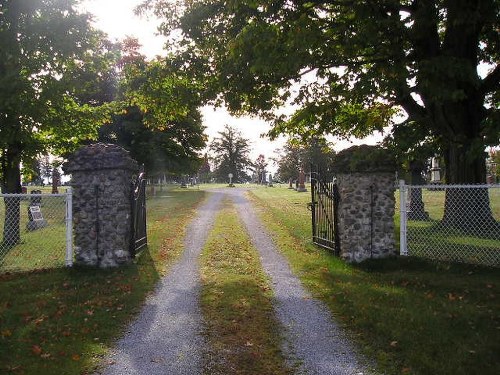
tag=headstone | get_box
[268,173,274,187]
[180,176,188,188]
[408,160,429,220]
[297,169,307,192]
[26,205,48,231]
[430,157,441,183]
[288,178,294,189]
[228,173,234,187]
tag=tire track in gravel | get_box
[227,188,372,375]
[97,191,223,375]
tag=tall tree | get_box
[210,125,253,183]
[0,0,114,246]
[109,37,207,177]
[197,153,211,183]
[254,154,268,184]
[275,138,336,181]
[98,106,204,177]
[142,0,499,229]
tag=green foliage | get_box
[113,44,207,177]
[99,106,204,177]
[209,125,253,182]
[0,0,119,192]
[142,0,500,183]
[253,154,268,183]
[275,137,336,181]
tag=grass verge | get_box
[0,188,206,374]
[200,198,290,375]
[250,186,500,375]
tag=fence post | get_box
[65,187,73,267]
[399,180,408,256]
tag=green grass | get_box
[249,185,500,375]
[0,188,206,374]
[399,188,500,266]
[0,195,67,271]
[200,198,291,375]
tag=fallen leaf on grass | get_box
[390,341,398,347]
[1,329,12,337]
[32,345,42,356]
[72,354,81,361]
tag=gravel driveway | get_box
[98,188,372,375]
[97,192,223,375]
[228,189,370,375]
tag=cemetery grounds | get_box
[0,185,498,374]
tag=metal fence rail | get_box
[0,189,73,274]
[399,182,500,267]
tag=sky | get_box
[80,0,382,171]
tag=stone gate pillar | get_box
[63,143,138,267]
[332,145,397,263]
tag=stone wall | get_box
[336,173,396,263]
[63,143,138,268]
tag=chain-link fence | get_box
[399,182,500,267]
[0,189,73,274]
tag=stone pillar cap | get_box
[63,143,138,173]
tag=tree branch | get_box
[480,64,500,96]
[394,85,426,122]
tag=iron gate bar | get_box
[130,169,147,257]
[310,167,340,256]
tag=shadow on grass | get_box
[320,255,500,375]
[0,247,160,374]
[202,276,292,375]
[406,219,500,266]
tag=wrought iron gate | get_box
[310,167,340,255]
[130,169,147,256]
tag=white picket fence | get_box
[399,181,500,267]
[0,188,73,273]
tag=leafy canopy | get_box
[0,0,117,159]
[141,0,499,183]
[274,137,336,181]
[105,37,207,177]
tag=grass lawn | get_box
[0,187,206,375]
[402,188,500,266]
[200,198,290,374]
[250,185,500,375]
[0,194,68,272]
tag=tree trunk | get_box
[441,137,497,235]
[2,148,22,248]
[407,160,429,221]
